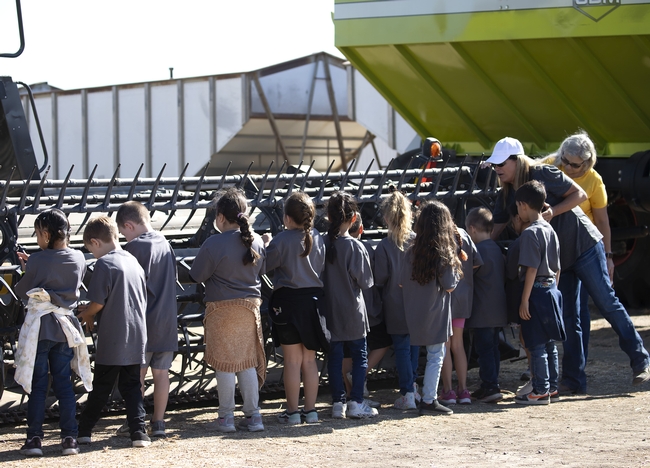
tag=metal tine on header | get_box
[285,160,303,199]
[102,165,121,212]
[299,160,315,192]
[316,160,335,204]
[17,165,38,225]
[181,163,209,231]
[217,162,230,190]
[447,154,469,197]
[0,167,16,213]
[397,155,415,192]
[236,162,254,189]
[468,154,484,194]
[339,159,355,190]
[56,165,75,210]
[31,165,51,214]
[0,275,17,301]
[256,161,274,204]
[411,157,429,200]
[373,158,393,201]
[356,160,374,199]
[127,164,145,201]
[74,165,99,235]
[160,163,189,231]
[429,155,450,199]
[147,164,167,215]
[267,160,287,202]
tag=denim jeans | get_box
[473,328,501,391]
[421,343,446,404]
[560,242,650,392]
[529,341,559,394]
[391,334,419,395]
[579,284,591,362]
[328,338,367,404]
[78,364,146,437]
[27,340,77,439]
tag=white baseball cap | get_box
[486,137,525,165]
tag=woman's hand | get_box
[607,257,615,284]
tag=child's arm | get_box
[555,269,561,285]
[77,302,103,333]
[519,266,537,321]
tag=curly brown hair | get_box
[411,200,463,285]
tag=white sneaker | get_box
[413,383,422,403]
[394,392,417,410]
[238,413,264,432]
[363,398,381,408]
[332,401,347,419]
[347,400,378,419]
[516,380,533,396]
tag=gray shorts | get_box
[142,351,175,370]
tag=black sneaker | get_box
[131,431,151,448]
[549,388,560,403]
[470,387,503,403]
[20,437,43,457]
[61,436,80,455]
[419,400,453,416]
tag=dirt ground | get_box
[1,309,650,468]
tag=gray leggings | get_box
[215,368,260,418]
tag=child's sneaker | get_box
[277,410,301,425]
[515,390,550,405]
[20,437,43,457]
[457,388,472,405]
[471,387,503,403]
[438,389,458,406]
[214,415,236,433]
[347,400,378,419]
[61,436,80,455]
[516,380,533,396]
[419,400,453,416]
[413,383,422,403]
[115,422,130,437]
[549,388,560,403]
[238,413,264,432]
[149,420,166,437]
[332,401,347,419]
[77,435,92,445]
[633,367,650,385]
[301,408,319,424]
[364,398,381,409]
[131,431,152,448]
[393,392,417,410]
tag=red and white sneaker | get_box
[515,390,550,405]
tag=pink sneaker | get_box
[438,389,458,405]
[457,388,472,404]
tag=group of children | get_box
[14,177,564,457]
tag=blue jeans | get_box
[560,242,650,392]
[422,343,446,404]
[529,341,559,394]
[391,334,419,395]
[473,328,501,391]
[328,338,367,404]
[27,340,77,439]
[579,284,591,362]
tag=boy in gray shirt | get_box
[117,201,178,438]
[77,216,150,447]
[513,181,565,406]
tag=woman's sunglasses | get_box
[492,155,518,168]
[561,156,586,169]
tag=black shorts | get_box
[269,287,328,351]
[273,322,302,346]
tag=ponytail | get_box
[284,192,315,258]
[215,188,261,266]
[325,191,357,264]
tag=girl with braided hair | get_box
[322,191,376,419]
[190,188,266,433]
[265,192,327,424]
[400,200,462,416]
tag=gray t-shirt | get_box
[400,249,460,346]
[518,220,561,281]
[373,232,415,335]
[15,248,87,342]
[86,249,147,366]
[451,228,483,320]
[190,229,266,302]
[492,164,601,269]
[124,231,178,353]
[467,239,508,329]
[322,235,374,342]
[362,240,383,327]
[265,228,325,289]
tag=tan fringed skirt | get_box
[203,297,266,388]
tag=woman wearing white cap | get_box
[488,136,650,394]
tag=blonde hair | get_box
[380,190,413,251]
[83,216,118,244]
[500,154,541,208]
